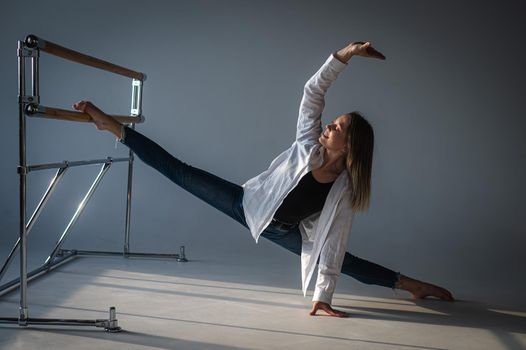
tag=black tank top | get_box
[273,171,334,224]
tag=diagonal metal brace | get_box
[44,162,112,265]
[0,167,67,282]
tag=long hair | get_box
[345,111,374,212]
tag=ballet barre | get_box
[24,35,146,81]
[0,34,186,333]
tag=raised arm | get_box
[296,41,385,144]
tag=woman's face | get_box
[319,114,351,152]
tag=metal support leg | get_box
[0,250,77,298]
[0,306,122,332]
[45,162,112,265]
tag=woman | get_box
[74,41,454,318]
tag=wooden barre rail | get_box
[25,35,146,81]
[26,105,145,124]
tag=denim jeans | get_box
[122,127,399,289]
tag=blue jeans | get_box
[122,127,399,289]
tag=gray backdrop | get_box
[1,0,524,309]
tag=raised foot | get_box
[73,100,123,138]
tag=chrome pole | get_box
[17,40,28,326]
[45,162,112,265]
[125,78,142,255]
[124,141,134,255]
[0,167,67,282]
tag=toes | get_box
[73,101,85,111]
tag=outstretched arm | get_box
[296,41,385,144]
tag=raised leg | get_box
[73,100,247,227]
[121,126,247,227]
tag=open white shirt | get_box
[242,54,354,304]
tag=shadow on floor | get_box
[0,326,250,350]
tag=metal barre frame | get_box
[0,34,187,332]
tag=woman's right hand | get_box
[335,41,386,63]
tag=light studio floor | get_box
[0,248,525,350]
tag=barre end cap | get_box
[24,34,39,49]
[25,104,38,115]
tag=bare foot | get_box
[309,301,350,317]
[73,101,123,138]
[397,275,455,301]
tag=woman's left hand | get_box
[310,301,350,317]
[335,41,386,63]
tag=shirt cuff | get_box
[328,53,348,72]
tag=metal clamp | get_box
[18,47,38,58]
[24,104,40,115]
[19,96,39,104]
[17,166,27,175]
[130,79,143,116]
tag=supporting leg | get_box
[258,226,454,300]
[340,253,399,289]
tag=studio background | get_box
[0,0,524,309]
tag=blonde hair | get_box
[345,111,374,211]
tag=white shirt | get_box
[242,54,355,304]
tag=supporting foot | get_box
[309,301,350,317]
[396,275,455,301]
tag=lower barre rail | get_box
[26,104,145,124]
